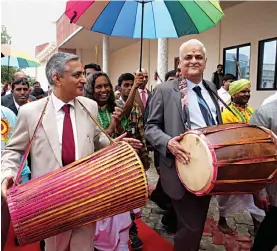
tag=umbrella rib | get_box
[64,1,80,14]
[111,1,127,35]
[194,0,219,25]
[178,1,199,34]
[150,1,156,38]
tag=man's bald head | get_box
[13,71,27,80]
[136,68,148,75]
[135,68,148,89]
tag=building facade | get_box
[56,1,277,108]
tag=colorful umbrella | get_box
[1,44,41,68]
[65,0,224,69]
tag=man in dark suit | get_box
[145,39,222,251]
[1,78,30,116]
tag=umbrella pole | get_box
[7,56,10,81]
[139,1,145,71]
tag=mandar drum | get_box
[7,141,148,245]
[176,123,277,196]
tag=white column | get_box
[102,35,109,74]
[157,38,168,84]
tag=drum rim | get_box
[175,130,218,196]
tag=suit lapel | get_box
[172,80,186,126]
[42,97,62,166]
[75,99,87,158]
[8,95,18,116]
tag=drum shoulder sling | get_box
[7,98,149,245]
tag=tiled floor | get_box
[142,165,276,251]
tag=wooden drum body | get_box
[176,123,277,196]
[7,142,148,245]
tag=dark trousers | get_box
[172,192,211,251]
[251,205,277,251]
[129,212,138,235]
[1,200,10,251]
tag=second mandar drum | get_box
[176,123,277,196]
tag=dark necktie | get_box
[62,104,75,166]
[193,86,215,126]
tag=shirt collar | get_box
[119,96,125,105]
[186,79,203,91]
[138,88,146,93]
[51,93,75,112]
[13,96,20,110]
[219,86,228,93]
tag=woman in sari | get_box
[85,72,131,251]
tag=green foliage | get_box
[27,76,36,85]
[1,25,12,44]
[1,25,15,83]
[1,66,21,83]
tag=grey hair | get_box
[179,39,207,59]
[45,52,79,86]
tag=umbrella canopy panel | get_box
[66,0,224,39]
[1,44,40,68]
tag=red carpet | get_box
[4,220,173,251]
[4,225,39,251]
[129,219,173,251]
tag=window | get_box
[223,44,251,80]
[257,37,277,90]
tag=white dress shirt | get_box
[13,97,20,111]
[262,91,277,106]
[217,86,231,111]
[51,93,79,160]
[186,79,218,129]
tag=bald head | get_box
[179,39,207,59]
[13,71,27,80]
[135,68,148,89]
[136,68,148,75]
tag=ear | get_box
[52,74,61,86]
[118,87,122,92]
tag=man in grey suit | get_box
[145,39,222,251]
[1,52,142,251]
[250,100,277,251]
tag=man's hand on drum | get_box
[1,176,14,200]
[254,194,270,211]
[115,132,143,152]
[167,134,191,164]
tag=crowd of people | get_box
[1,39,277,251]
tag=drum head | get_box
[176,133,214,194]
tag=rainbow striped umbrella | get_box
[1,44,40,68]
[65,0,224,69]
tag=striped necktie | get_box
[193,86,215,126]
